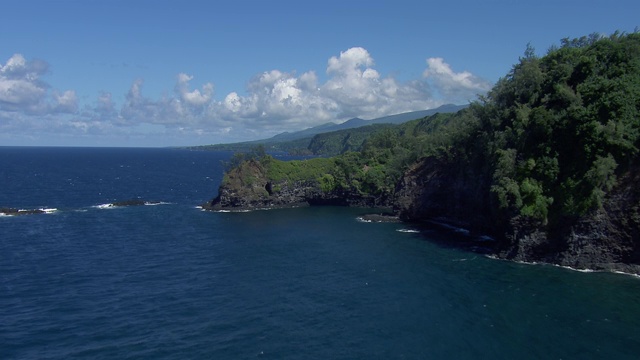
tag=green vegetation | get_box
[261,156,337,183]
[307,124,395,155]
[194,123,404,156]
[477,32,640,223]
[226,32,640,226]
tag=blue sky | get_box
[1,0,638,147]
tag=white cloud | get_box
[53,90,78,113]
[94,92,117,120]
[223,92,242,112]
[317,47,443,119]
[119,78,184,126]
[176,73,214,106]
[423,57,492,101]
[0,54,77,115]
[1,49,492,145]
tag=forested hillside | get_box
[190,105,467,155]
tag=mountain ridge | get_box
[190,104,467,152]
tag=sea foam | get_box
[397,229,420,233]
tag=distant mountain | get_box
[369,104,468,125]
[267,122,339,142]
[259,104,468,143]
[191,103,468,153]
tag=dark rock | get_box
[0,207,46,216]
[393,156,496,236]
[358,213,401,223]
[111,199,161,207]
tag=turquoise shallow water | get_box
[1,147,639,359]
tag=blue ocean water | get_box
[1,147,639,359]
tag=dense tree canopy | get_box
[479,32,640,223]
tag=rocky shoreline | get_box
[205,156,640,276]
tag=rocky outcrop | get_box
[202,159,389,211]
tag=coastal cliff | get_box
[205,154,640,275]
[392,156,640,275]
[204,33,640,275]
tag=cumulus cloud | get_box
[320,47,440,118]
[53,90,78,113]
[0,54,77,115]
[175,73,214,106]
[2,49,492,145]
[119,78,184,126]
[423,57,492,101]
[94,92,118,120]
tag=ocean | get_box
[1,147,639,359]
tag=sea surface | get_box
[1,147,639,359]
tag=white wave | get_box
[356,217,372,223]
[613,271,640,279]
[94,203,116,209]
[144,201,170,206]
[214,209,252,213]
[486,255,640,278]
[397,229,419,233]
[39,208,58,214]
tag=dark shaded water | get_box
[1,147,639,359]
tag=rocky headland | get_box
[202,159,392,211]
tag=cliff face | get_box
[538,162,640,273]
[392,157,640,275]
[393,156,495,234]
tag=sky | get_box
[0,0,638,147]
